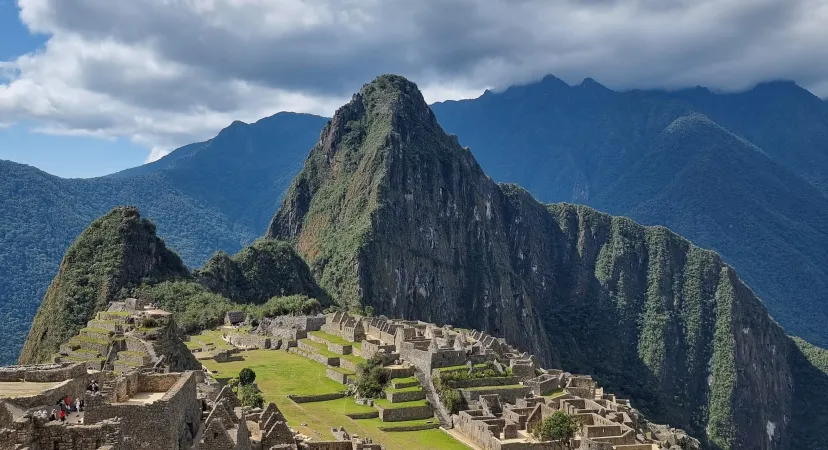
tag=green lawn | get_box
[298,339,341,358]
[309,330,352,346]
[308,330,364,353]
[201,349,468,450]
[391,376,418,386]
[186,329,233,351]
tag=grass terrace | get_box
[391,377,419,389]
[201,349,467,450]
[185,329,233,351]
[298,338,340,359]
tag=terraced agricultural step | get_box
[385,386,426,403]
[391,377,420,389]
[117,350,150,365]
[373,399,434,422]
[80,327,113,340]
[96,311,131,322]
[87,320,122,332]
[69,336,110,356]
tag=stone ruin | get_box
[0,362,388,450]
[55,298,181,374]
[263,313,699,450]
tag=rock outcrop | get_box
[19,206,188,364]
[268,74,828,449]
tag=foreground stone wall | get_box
[4,417,123,450]
[0,363,86,383]
[85,372,201,450]
[2,377,90,411]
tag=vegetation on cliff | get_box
[195,238,327,304]
[18,206,188,364]
[21,205,329,365]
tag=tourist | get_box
[59,409,65,423]
[74,398,81,412]
[79,399,85,412]
[48,409,56,421]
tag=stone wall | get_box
[227,333,271,350]
[302,441,352,450]
[0,363,86,383]
[376,404,433,422]
[84,372,201,450]
[443,376,520,389]
[386,389,426,403]
[9,417,123,450]
[327,343,352,355]
[460,386,532,405]
[359,341,396,359]
[525,375,562,396]
[287,392,346,404]
[398,343,467,373]
[326,368,353,385]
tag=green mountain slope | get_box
[431,78,828,347]
[269,75,828,449]
[195,238,328,304]
[18,207,189,364]
[0,112,327,365]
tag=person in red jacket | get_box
[59,409,66,423]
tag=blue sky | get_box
[0,1,145,178]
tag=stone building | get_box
[0,360,388,450]
[224,312,247,327]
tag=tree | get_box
[239,367,256,386]
[354,356,389,398]
[535,410,579,447]
[238,384,264,408]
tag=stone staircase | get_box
[414,367,452,428]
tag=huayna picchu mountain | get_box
[20,205,329,365]
[19,206,189,365]
[269,75,828,449]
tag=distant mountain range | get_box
[3,74,828,365]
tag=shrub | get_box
[238,384,264,408]
[534,410,578,446]
[441,389,465,414]
[239,367,256,386]
[354,355,389,399]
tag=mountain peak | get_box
[354,74,432,119]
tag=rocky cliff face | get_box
[19,206,188,364]
[269,75,828,449]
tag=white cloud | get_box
[2,0,828,161]
[146,148,171,163]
